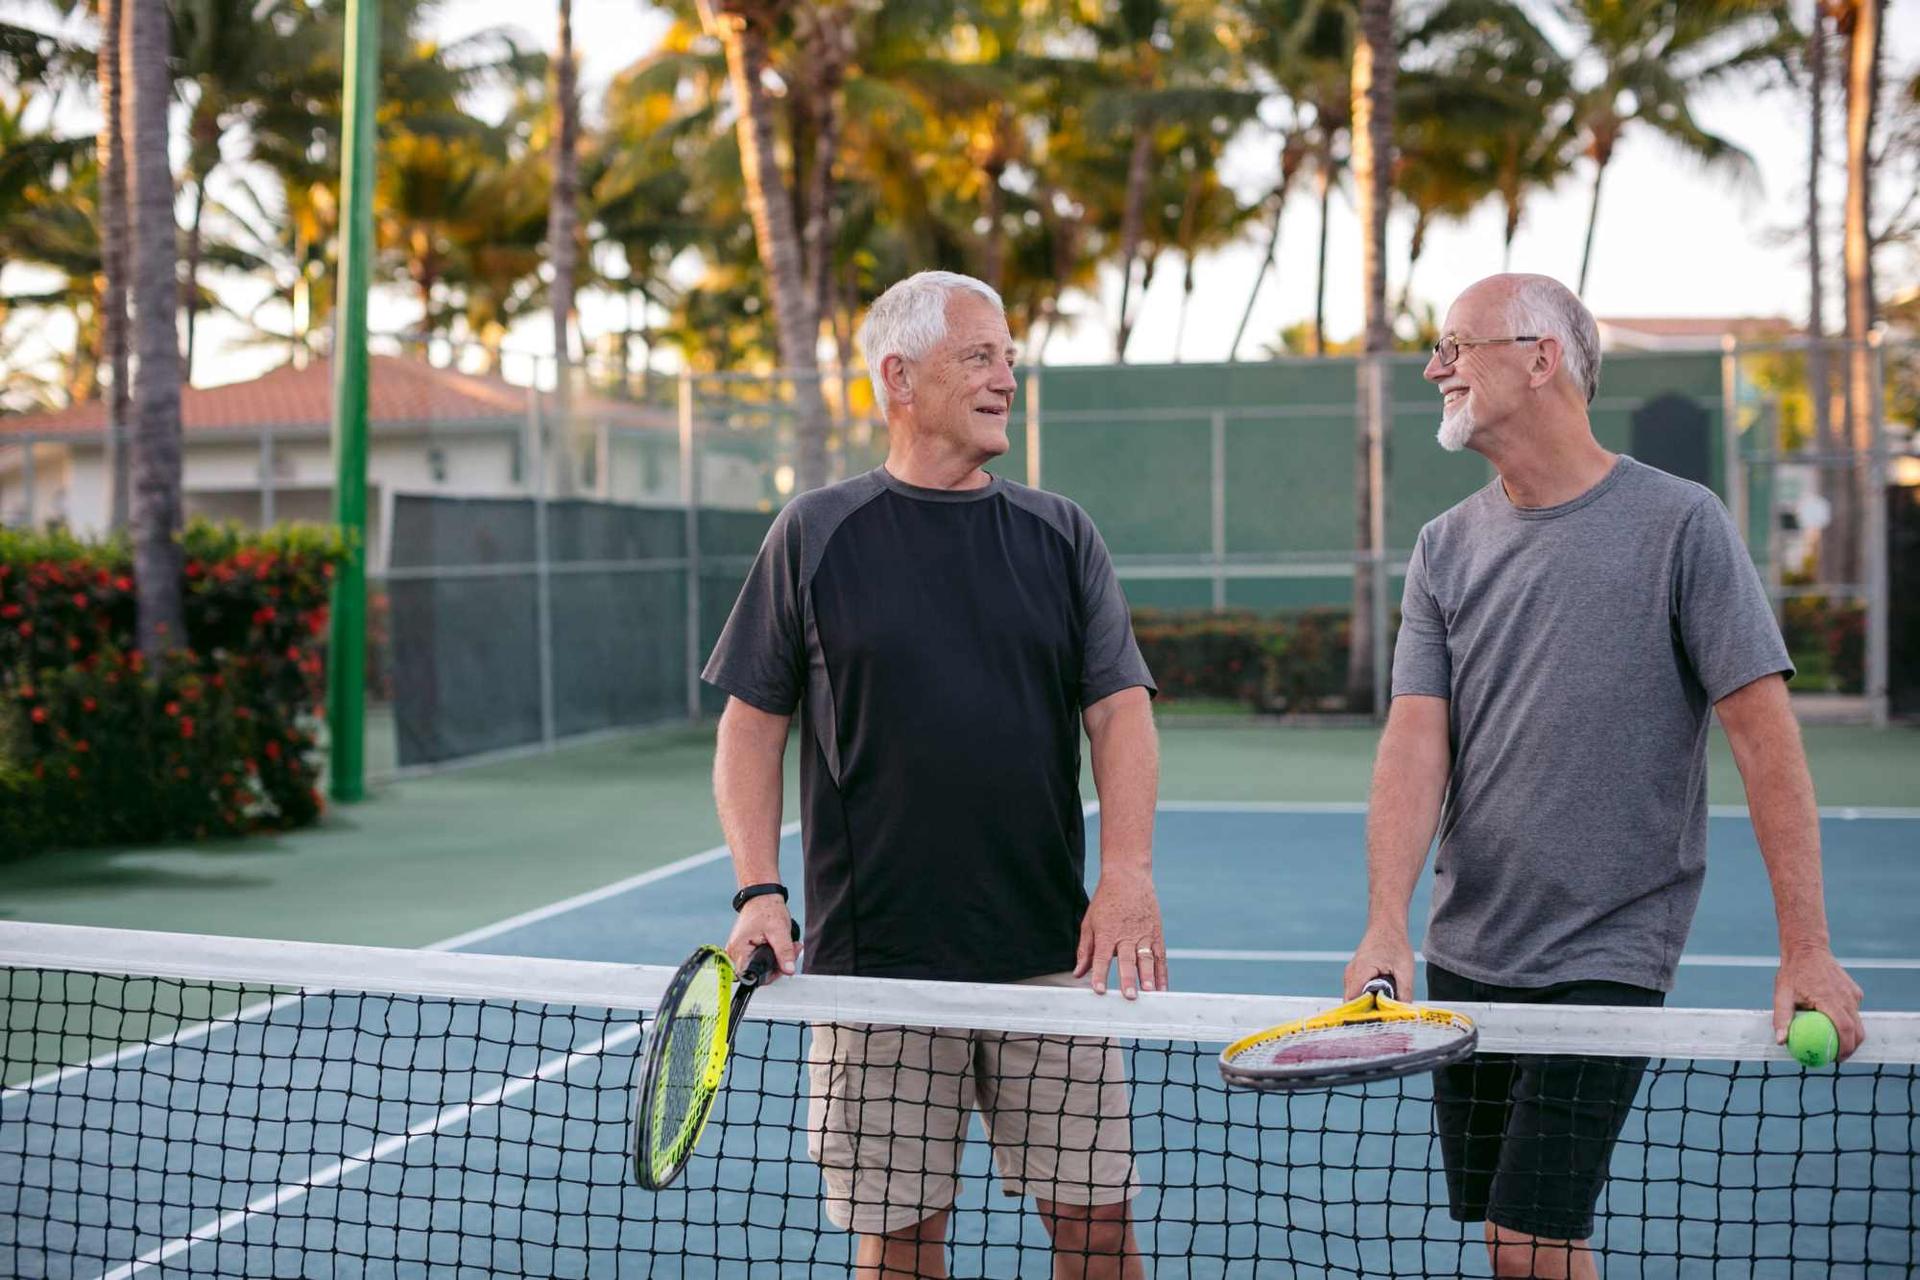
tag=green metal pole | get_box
[327,0,378,804]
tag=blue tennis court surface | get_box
[4,805,1916,1277]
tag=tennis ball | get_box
[1787,1010,1839,1068]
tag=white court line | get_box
[56,827,801,1277]
[1167,948,1920,970]
[97,1023,643,1280]
[4,823,795,1100]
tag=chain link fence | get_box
[1,337,1911,772]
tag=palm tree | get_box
[124,0,183,652]
[1805,3,1839,583]
[97,0,129,528]
[548,0,582,494]
[1349,0,1394,713]
[695,0,831,491]
[1833,0,1884,587]
[1565,0,1789,294]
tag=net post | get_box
[680,370,702,722]
[1864,329,1888,727]
[326,0,379,805]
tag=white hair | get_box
[1506,275,1601,404]
[858,271,1006,415]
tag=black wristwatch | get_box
[732,882,789,912]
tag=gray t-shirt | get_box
[1392,455,1792,991]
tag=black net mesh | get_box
[2,949,1914,1278]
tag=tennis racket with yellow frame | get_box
[631,922,795,1190]
[1219,976,1477,1092]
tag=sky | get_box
[3,0,1917,390]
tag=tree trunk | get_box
[182,99,220,389]
[709,1,830,489]
[798,2,849,335]
[549,0,581,496]
[1576,149,1610,296]
[1231,183,1288,362]
[1173,252,1195,362]
[125,0,184,653]
[98,0,131,532]
[1836,0,1882,588]
[1113,117,1155,362]
[1312,160,1332,355]
[1809,5,1840,584]
[1348,0,1395,715]
[1399,208,1429,319]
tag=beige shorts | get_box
[805,977,1137,1235]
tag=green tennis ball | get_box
[1787,1010,1839,1068]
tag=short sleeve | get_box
[1391,529,1451,699]
[701,504,807,714]
[1673,496,1793,702]
[1074,515,1156,706]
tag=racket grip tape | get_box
[741,919,802,987]
[1363,975,1397,1000]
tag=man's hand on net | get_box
[1344,926,1415,1001]
[1075,869,1168,999]
[1774,945,1866,1061]
[726,898,799,983]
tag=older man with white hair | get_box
[703,270,1162,1278]
[1344,273,1865,1278]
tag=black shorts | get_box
[1427,962,1665,1241]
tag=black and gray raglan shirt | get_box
[702,467,1155,983]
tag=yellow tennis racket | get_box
[1219,976,1477,1092]
[630,923,793,1190]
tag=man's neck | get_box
[883,437,994,490]
[1488,432,1618,510]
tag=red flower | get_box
[30,707,46,724]
[179,716,196,739]
[16,622,30,637]
[74,740,89,753]
[18,686,34,699]
[114,576,132,591]
[253,607,277,626]
[164,701,180,717]
[71,593,87,608]
[67,766,81,780]
[265,740,282,761]
[82,697,96,713]
[0,604,19,619]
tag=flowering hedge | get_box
[1132,608,1352,712]
[0,523,347,857]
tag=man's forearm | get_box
[1721,683,1832,952]
[713,701,791,887]
[1364,705,1450,934]
[1087,688,1158,879]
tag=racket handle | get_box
[1363,975,1397,1000]
[740,919,802,988]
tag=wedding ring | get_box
[1136,944,1157,955]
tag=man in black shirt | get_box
[703,270,1162,1278]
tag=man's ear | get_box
[882,353,914,406]
[1531,337,1563,392]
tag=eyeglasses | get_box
[1431,334,1541,367]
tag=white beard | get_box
[1436,401,1475,452]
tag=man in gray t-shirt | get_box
[1343,274,1865,1279]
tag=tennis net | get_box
[2,922,1915,1278]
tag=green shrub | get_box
[1132,609,1351,713]
[0,522,345,857]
